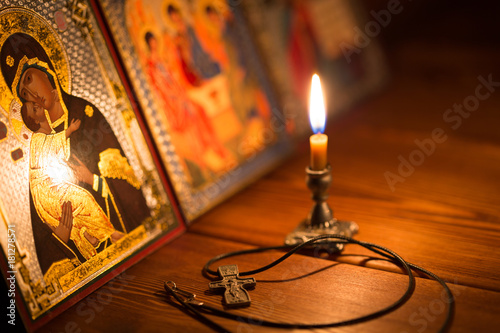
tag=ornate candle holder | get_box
[285,164,358,252]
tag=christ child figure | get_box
[21,101,124,260]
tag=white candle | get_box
[309,74,328,170]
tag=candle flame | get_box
[309,74,326,134]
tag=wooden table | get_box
[39,3,500,333]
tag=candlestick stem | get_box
[285,165,358,252]
[306,166,334,227]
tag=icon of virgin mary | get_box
[1,33,152,276]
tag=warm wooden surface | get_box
[40,2,500,333]
[40,234,500,333]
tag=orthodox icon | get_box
[0,3,181,330]
[99,0,292,220]
[244,0,389,136]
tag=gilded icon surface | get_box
[100,0,292,219]
[0,3,179,328]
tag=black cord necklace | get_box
[165,234,454,333]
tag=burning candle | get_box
[309,74,327,170]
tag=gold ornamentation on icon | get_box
[58,225,146,292]
[85,105,94,117]
[6,55,13,67]
[99,148,142,189]
[68,0,94,39]
[11,118,23,137]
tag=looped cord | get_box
[166,234,454,333]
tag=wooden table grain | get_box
[39,2,500,333]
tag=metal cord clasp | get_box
[164,281,203,306]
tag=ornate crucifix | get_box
[209,265,256,308]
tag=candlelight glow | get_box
[309,74,326,134]
[45,160,73,184]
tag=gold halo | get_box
[125,1,160,56]
[193,0,230,38]
[160,0,193,35]
[195,0,230,20]
[0,7,71,145]
[138,23,165,59]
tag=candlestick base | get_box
[284,165,358,252]
[285,218,359,252]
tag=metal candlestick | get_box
[285,164,358,252]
